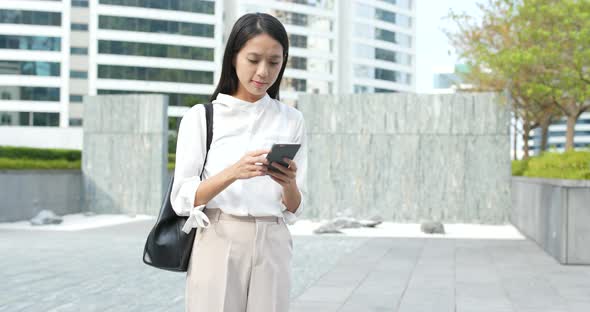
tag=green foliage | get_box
[511,158,529,176]
[512,151,590,180]
[0,146,81,161]
[0,146,176,170]
[0,158,81,169]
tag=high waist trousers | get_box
[185,208,293,312]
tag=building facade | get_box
[0,0,416,134]
[529,112,590,154]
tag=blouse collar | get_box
[213,93,271,112]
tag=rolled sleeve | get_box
[282,113,307,225]
[170,105,208,219]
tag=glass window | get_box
[70,47,88,54]
[287,56,307,70]
[375,88,398,93]
[282,0,334,10]
[72,0,89,7]
[70,71,88,79]
[19,112,31,125]
[97,89,210,107]
[281,78,307,92]
[354,85,370,93]
[0,86,60,101]
[98,15,214,37]
[0,61,60,76]
[355,4,412,28]
[0,112,12,125]
[99,63,214,84]
[99,0,215,14]
[69,118,83,126]
[380,0,412,10]
[98,40,214,61]
[289,34,307,48]
[33,112,59,126]
[70,95,83,102]
[0,9,61,26]
[0,35,61,51]
[71,23,88,31]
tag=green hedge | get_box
[0,158,81,169]
[3,146,589,180]
[0,146,175,170]
[0,146,81,161]
[512,151,590,180]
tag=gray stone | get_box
[421,221,445,234]
[30,210,63,226]
[313,222,343,234]
[511,176,590,264]
[0,170,82,222]
[82,94,168,216]
[298,92,511,223]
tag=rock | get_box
[313,222,343,234]
[30,210,63,226]
[332,217,363,229]
[360,215,383,228]
[421,221,445,234]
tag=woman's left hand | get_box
[266,158,297,188]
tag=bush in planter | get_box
[0,158,81,169]
[0,146,82,169]
[0,146,81,161]
[1,146,177,170]
[513,150,590,180]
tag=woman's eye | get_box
[271,62,280,66]
[248,60,258,64]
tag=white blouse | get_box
[170,93,307,233]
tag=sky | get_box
[415,0,484,93]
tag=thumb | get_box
[248,149,271,156]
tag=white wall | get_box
[0,126,83,150]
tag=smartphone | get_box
[266,143,301,172]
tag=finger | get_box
[270,162,288,173]
[270,162,296,179]
[248,149,271,157]
[283,158,297,171]
[254,155,270,165]
[248,164,268,173]
[267,169,287,181]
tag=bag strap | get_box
[200,103,213,179]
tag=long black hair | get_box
[210,13,289,102]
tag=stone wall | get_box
[0,170,82,222]
[511,176,590,264]
[297,92,511,223]
[82,95,168,215]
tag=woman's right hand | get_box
[229,149,270,180]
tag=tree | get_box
[446,0,589,155]
[515,0,590,151]
[445,0,563,158]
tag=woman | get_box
[170,12,307,312]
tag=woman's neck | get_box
[232,86,264,103]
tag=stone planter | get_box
[511,176,590,264]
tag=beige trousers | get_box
[185,208,293,312]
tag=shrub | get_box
[513,151,590,180]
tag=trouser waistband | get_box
[203,208,281,224]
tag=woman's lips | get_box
[252,80,267,88]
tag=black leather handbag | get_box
[142,103,213,272]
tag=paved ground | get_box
[1,220,590,312]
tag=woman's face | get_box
[233,33,284,102]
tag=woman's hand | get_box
[229,149,270,180]
[266,158,297,188]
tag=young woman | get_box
[170,13,307,312]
